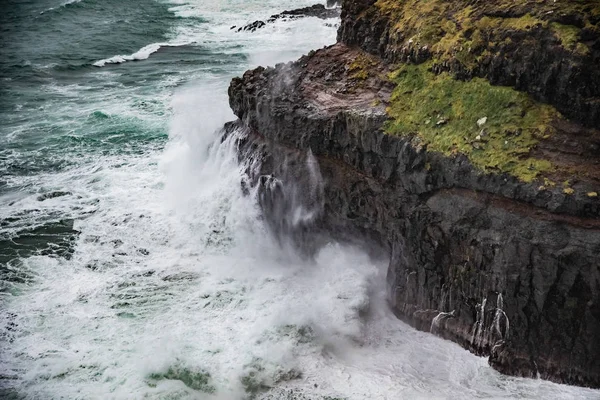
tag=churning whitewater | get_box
[1,0,599,399]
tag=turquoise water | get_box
[1,1,599,399]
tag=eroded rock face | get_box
[226,42,600,387]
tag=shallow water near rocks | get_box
[1,1,599,399]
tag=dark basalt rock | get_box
[236,20,266,33]
[223,0,600,389]
[235,4,340,32]
[225,42,600,388]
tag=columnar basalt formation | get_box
[225,0,600,388]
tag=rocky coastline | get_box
[233,4,340,33]
[224,0,600,388]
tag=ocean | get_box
[0,0,598,399]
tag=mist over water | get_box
[1,0,599,399]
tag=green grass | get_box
[385,63,557,182]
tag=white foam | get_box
[93,43,165,67]
[40,0,83,15]
[92,0,338,69]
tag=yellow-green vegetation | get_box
[550,22,579,48]
[348,53,378,80]
[544,177,556,187]
[433,14,548,69]
[588,192,599,198]
[540,177,558,190]
[549,22,589,55]
[562,181,577,195]
[369,0,598,182]
[475,14,544,32]
[372,0,598,65]
[385,63,557,182]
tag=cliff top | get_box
[338,0,600,191]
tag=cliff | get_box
[225,0,600,388]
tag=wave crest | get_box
[40,0,84,15]
[92,43,163,67]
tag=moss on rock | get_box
[348,52,378,80]
[385,63,558,182]
[373,0,599,65]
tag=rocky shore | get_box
[224,0,600,388]
[233,4,340,33]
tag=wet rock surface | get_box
[234,4,340,33]
[224,0,600,390]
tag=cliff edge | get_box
[226,0,600,388]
